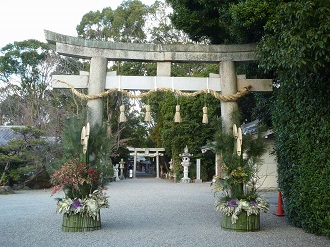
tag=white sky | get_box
[0,0,156,48]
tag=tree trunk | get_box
[0,162,10,185]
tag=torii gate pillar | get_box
[87,57,107,127]
[219,60,238,133]
[157,62,171,76]
[215,60,238,179]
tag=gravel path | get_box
[0,178,329,247]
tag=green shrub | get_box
[272,73,330,236]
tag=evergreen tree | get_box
[0,126,50,187]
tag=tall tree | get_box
[166,0,237,44]
[0,38,97,189]
[166,0,281,44]
[77,0,149,43]
[0,40,54,126]
[147,0,190,44]
[0,126,51,187]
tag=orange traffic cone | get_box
[276,191,285,216]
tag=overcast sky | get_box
[0,0,156,48]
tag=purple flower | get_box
[250,201,258,206]
[72,200,82,209]
[228,199,237,207]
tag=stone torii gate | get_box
[128,147,165,179]
[45,30,272,177]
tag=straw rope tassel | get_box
[174,105,181,123]
[119,105,127,122]
[144,105,152,122]
[202,106,208,124]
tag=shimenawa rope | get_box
[54,79,251,102]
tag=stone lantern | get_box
[119,158,125,180]
[179,145,193,183]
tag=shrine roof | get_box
[0,126,23,146]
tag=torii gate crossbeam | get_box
[45,30,257,63]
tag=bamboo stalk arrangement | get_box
[62,212,101,232]
[221,211,260,232]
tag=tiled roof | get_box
[241,120,274,137]
[200,120,274,152]
[0,126,24,146]
[241,119,260,135]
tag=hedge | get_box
[272,72,330,236]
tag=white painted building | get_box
[256,137,278,190]
[242,120,278,190]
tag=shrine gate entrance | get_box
[128,147,165,179]
[45,30,272,177]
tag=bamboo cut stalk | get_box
[221,211,260,232]
[62,212,101,232]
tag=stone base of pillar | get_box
[195,179,202,183]
[180,178,191,183]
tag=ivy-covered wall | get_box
[272,72,330,236]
